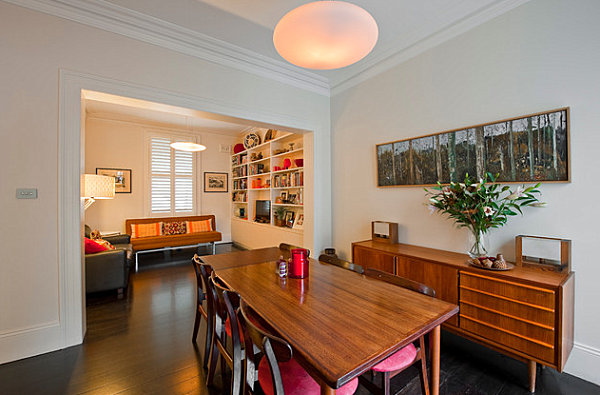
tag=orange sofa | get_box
[125,215,222,270]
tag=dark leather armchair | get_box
[85,230,132,295]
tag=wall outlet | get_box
[219,144,231,153]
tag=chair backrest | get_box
[210,281,243,395]
[191,254,206,304]
[239,300,292,395]
[365,268,436,297]
[318,254,364,274]
[279,243,310,258]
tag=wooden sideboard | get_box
[352,240,574,392]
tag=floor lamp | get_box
[82,174,115,210]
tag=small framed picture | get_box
[293,213,304,230]
[281,191,289,202]
[288,193,297,204]
[204,172,229,193]
[284,211,295,228]
[96,168,131,193]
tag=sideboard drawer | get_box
[460,303,555,345]
[461,272,555,310]
[460,287,555,327]
[460,315,555,364]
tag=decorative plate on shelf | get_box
[243,132,261,149]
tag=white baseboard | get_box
[564,342,600,386]
[0,321,63,365]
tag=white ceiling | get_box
[105,0,528,88]
[84,92,250,137]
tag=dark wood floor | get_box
[1,244,598,395]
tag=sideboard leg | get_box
[528,360,536,393]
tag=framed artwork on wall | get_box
[376,108,570,187]
[96,168,132,193]
[204,172,228,193]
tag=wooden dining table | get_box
[201,247,458,395]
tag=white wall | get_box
[0,1,330,364]
[84,117,236,241]
[331,0,600,384]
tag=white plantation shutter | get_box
[149,134,196,215]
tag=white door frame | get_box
[58,69,323,345]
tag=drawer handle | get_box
[460,285,555,312]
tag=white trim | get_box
[3,0,531,97]
[0,320,59,338]
[51,69,322,363]
[3,0,329,96]
[0,321,62,365]
[331,0,532,95]
[565,342,600,385]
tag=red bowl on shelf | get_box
[294,159,304,168]
[233,143,245,154]
[283,158,292,169]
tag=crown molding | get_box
[331,0,532,96]
[3,0,330,96]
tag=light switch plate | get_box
[219,144,231,153]
[16,188,38,199]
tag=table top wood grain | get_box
[211,249,458,389]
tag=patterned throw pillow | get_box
[130,222,163,238]
[163,221,187,235]
[186,219,213,233]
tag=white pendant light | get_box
[273,1,378,70]
[170,142,206,152]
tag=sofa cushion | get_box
[85,237,108,254]
[163,221,187,235]
[186,219,213,233]
[131,222,163,238]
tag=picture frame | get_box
[204,172,229,193]
[293,213,304,230]
[376,107,570,187]
[280,191,289,202]
[283,211,295,228]
[96,168,131,193]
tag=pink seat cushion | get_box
[372,343,418,372]
[258,356,358,395]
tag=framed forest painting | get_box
[377,108,569,186]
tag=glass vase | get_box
[468,229,488,258]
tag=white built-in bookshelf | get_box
[231,132,304,233]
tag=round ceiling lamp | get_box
[170,142,206,152]
[273,1,378,70]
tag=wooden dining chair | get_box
[278,243,310,257]
[191,254,214,369]
[238,300,359,395]
[206,273,245,394]
[362,268,435,395]
[318,254,364,274]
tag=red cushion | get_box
[371,343,418,372]
[84,237,108,254]
[258,356,358,395]
[225,317,245,341]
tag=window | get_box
[148,134,196,215]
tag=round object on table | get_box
[294,158,304,167]
[233,143,245,154]
[283,158,292,169]
[243,132,261,149]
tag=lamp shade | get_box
[273,1,378,70]
[82,174,115,199]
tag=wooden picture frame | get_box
[204,172,228,193]
[283,210,295,228]
[293,213,304,230]
[376,108,570,187]
[96,168,132,193]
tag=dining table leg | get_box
[431,325,441,395]
[320,383,336,394]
